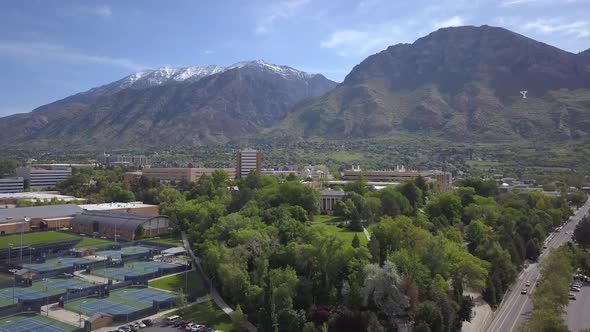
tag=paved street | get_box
[486,197,590,332]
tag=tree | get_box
[344,176,367,195]
[134,225,145,240]
[399,182,423,210]
[352,234,361,248]
[425,194,462,225]
[176,288,188,314]
[362,261,409,322]
[574,217,590,247]
[232,304,249,332]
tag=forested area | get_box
[152,171,577,332]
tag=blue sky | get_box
[1,0,589,116]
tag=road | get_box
[486,197,590,332]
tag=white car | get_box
[137,322,146,329]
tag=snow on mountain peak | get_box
[118,61,315,90]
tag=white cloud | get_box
[94,5,113,18]
[256,0,310,34]
[432,16,465,30]
[501,0,578,6]
[321,23,408,57]
[0,41,144,70]
[522,18,590,38]
[203,49,214,55]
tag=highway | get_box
[485,197,590,332]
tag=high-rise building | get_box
[16,165,72,190]
[96,154,148,167]
[236,149,261,178]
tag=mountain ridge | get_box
[267,25,590,143]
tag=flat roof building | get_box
[142,167,235,183]
[96,154,148,167]
[236,149,261,179]
[16,165,72,190]
[0,177,25,193]
[79,202,159,216]
[0,204,83,234]
[319,189,346,215]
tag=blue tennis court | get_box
[0,288,45,300]
[129,261,175,272]
[0,317,75,332]
[22,257,93,272]
[45,279,91,291]
[121,288,176,304]
[78,299,138,315]
[93,267,144,280]
[95,250,123,259]
[120,246,152,254]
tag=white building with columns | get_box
[319,189,346,215]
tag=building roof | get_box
[161,247,186,255]
[0,204,84,223]
[79,202,157,211]
[0,192,85,202]
[319,189,346,197]
[72,210,167,231]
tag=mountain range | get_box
[1,25,589,148]
[0,60,336,146]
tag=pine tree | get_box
[352,233,361,248]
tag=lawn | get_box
[311,224,368,247]
[167,300,233,332]
[149,271,206,297]
[0,231,80,249]
[312,214,343,223]
[143,235,183,247]
[75,237,116,248]
[0,273,11,283]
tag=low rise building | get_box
[72,210,170,241]
[0,204,83,234]
[319,189,346,215]
[0,177,25,193]
[79,202,159,216]
[142,167,235,183]
[96,154,148,167]
[0,192,85,207]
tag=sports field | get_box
[22,257,96,273]
[143,235,183,247]
[0,313,77,332]
[75,237,115,249]
[65,287,175,316]
[91,261,178,281]
[0,277,94,308]
[149,271,206,296]
[95,246,152,259]
[0,232,79,249]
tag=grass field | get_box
[0,231,80,249]
[311,224,368,247]
[167,300,233,332]
[75,237,115,248]
[143,235,183,247]
[0,313,77,332]
[0,273,12,283]
[312,215,343,223]
[149,271,206,296]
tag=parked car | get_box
[569,293,577,300]
[129,324,139,332]
[141,319,153,326]
[571,287,581,292]
[137,322,146,329]
[185,323,195,330]
[167,316,182,325]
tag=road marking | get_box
[490,270,532,331]
[508,270,542,332]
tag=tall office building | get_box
[16,165,72,190]
[236,149,261,178]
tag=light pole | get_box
[9,269,18,304]
[44,278,49,316]
[21,217,30,263]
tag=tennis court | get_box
[94,246,152,259]
[44,278,92,291]
[91,267,145,281]
[130,261,176,272]
[119,288,176,304]
[77,299,140,315]
[22,257,94,273]
[0,288,46,301]
[0,314,76,332]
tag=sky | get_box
[0,0,589,116]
